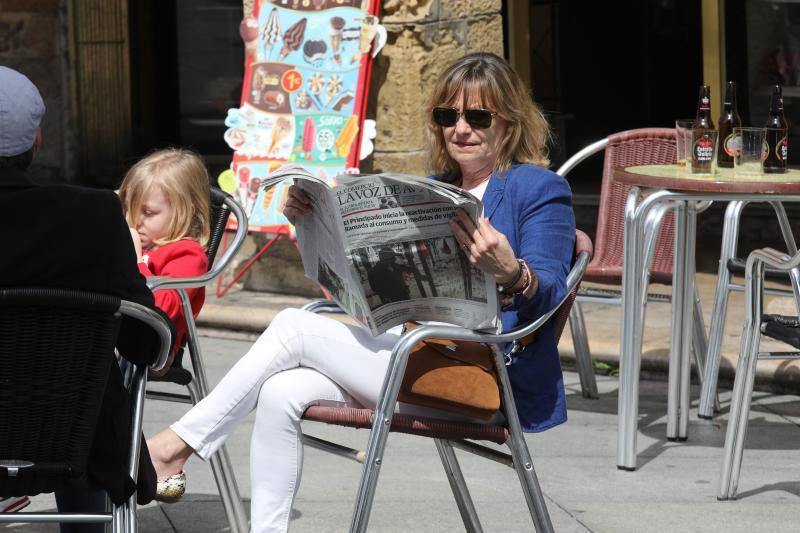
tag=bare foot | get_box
[147,428,194,481]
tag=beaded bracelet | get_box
[497,259,526,296]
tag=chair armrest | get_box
[119,300,173,373]
[556,139,608,177]
[746,247,800,273]
[146,196,249,291]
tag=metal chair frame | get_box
[718,246,800,500]
[145,191,250,533]
[698,200,800,419]
[557,135,710,401]
[0,292,172,533]
[298,235,591,533]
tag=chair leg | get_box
[505,431,554,533]
[434,439,483,533]
[719,264,764,500]
[569,301,598,399]
[112,501,126,533]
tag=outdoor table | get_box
[612,164,800,470]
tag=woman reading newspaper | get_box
[147,52,575,532]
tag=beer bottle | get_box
[718,81,741,168]
[764,85,788,174]
[692,85,716,172]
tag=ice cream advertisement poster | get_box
[224,0,385,233]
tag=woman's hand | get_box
[129,227,143,262]
[449,209,519,284]
[282,184,312,225]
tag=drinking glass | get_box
[689,129,719,175]
[733,127,766,176]
[675,119,695,167]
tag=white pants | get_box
[171,308,399,533]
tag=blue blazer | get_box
[463,163,575,432]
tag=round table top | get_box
[613,164,800,194]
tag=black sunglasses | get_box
[432,106,497,130]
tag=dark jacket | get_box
[0,167,161,504]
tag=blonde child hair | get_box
[119,148,211,249]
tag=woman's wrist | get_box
[497,259,525,295]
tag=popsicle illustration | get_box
[302,117,316,160]
[334,115,359,158]
[279,18,307,61]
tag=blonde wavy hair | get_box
[119,148,211,249]
[426,52,552,181]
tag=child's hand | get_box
[283,184,312,224]
[129,227,143,262]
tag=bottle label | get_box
[700,96,710,110]
[693,135,715,163]
[724,132,740,157]
[777,136,788,161]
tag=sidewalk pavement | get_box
[7,274,800,532]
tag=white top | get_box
[464,178,489,201]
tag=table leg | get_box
[667,201,688,440]
[618,187,643,470]
[699,201,746,418]
[679,204,698,439]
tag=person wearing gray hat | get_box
[0,65,45,168]
[0,66,165,531]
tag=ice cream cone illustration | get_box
[326,75,342,106]
[330,16,345,64]
[262,8,281,60]
[358,15,379,54]
[268,116,293,155]
[334,115,358,158]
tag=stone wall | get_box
[367,0,503,175]
[0,0,75,182]
[241,0,504,295]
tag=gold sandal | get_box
[155,472,186,503]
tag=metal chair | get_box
[557,128,710,401]
[0,288,172,533]
[697,201,800,418]
[146,188,250,533]
[718,246,800,500]
[299,230,592,532]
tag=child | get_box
[119,148,211,373]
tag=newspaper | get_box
[262,165,498,335]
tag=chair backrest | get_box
[594,128,677,281]
[207,187,233,266]
[552,229,594,342]
[0,288,120,496]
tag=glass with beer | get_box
[690,129,719,175]
[675,119,695,167]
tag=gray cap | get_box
[0,66,45,157]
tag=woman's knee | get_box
[256,367,347,422]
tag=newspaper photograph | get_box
[262,165,498,335]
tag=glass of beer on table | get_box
[675,119,695,167]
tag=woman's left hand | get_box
[450,209,519,285]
